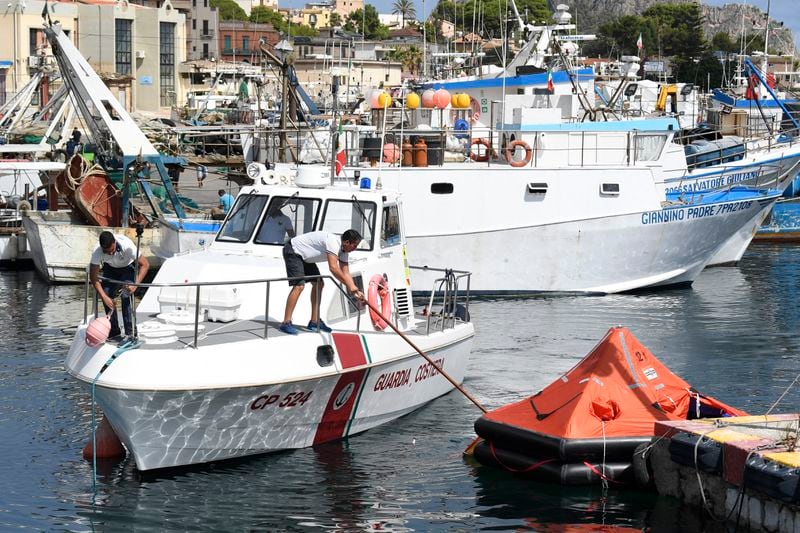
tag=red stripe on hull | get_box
[313,369,367,445]
[332,333,367,368]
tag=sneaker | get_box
[109,328,122,339]
[307,320,332,333]
[279,322,299,335]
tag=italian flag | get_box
[334,122,346,175]
[547,67,554,93]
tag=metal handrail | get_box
[86,272,359,348]
[408,265,472,335]
[670,161,786,194]
[85,266,472,348]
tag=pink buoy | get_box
[85,315,111,347]
[421,89,436,108]
[434,88,451,109]
[383,143,399,163]
[83,415,126,460]
[368,90,381,109]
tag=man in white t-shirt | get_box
[89,231,150,340]
[280,229,365,335]
[257,205,295,244]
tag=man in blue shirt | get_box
[211,189,235,220]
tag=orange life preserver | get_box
[368,274,392,330]
[469,138,493,162]
[505,140,532,168]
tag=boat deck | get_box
[123,313,449,350]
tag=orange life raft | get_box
[469,326,746,485]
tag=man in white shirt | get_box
[89,231,150,340]
[280,229,365,334]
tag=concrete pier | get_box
[647,414,799,532]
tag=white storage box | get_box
[157,286,198,313]
[157,286,243,323]
[204,286,242,322]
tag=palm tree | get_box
[392,0,417,29]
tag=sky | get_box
[277,0,799,50]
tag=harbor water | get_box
[1,243,798,531]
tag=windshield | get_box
[215,193,268,243]
[320,199,376,250]
[254,195,321,245]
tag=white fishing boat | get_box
[0,160,65,266]
[421,4,596,123]
[20,24,223,283]
[327,117,783,294]
[65,168,474,471]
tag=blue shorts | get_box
[283,242,320,286]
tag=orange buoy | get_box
[82,415,126,460]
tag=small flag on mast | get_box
[636,32,643,51]
[546,67,554,93]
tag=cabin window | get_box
[327,273,365,321]
[254,195,320,245]
[381,204,401,247]
[215,193,268,243]
[633,134,667,161]
[430,183,453,194]
[320,199,376,251]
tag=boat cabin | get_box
[133,166,437,342]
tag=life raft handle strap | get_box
[529,391,582,421]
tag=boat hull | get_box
[72,330,473,471]
[21,210,164,282]
[21,210,214,283]
[406,193,777,294]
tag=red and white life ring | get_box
[469,138,494,162]
[505,140,532,168]
[368,274,392,330]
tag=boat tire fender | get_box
[632,441,654,488]
[505,140,532,168]
[368,273,392,330]
[469,138,493,162]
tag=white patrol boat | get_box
[65,167,475,471]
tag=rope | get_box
[766,372,800,415]
[487,440,556,473]
[601,420,609,491]
[89,337,141,492]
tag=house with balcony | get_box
[217,21,279,64]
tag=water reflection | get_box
[2,241,799,530]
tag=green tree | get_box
[392,0,417,29]
[344,5,390,40]
[443,0,549,38]
[388,45,423,75]
[248,6,317,37]
[250,5,285,27]
[210,0,247,21]
[641,3,706,59]
[596,14,649,56]
[330,12,341,27]
[711,31,738,54]
[290,25,319,37]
